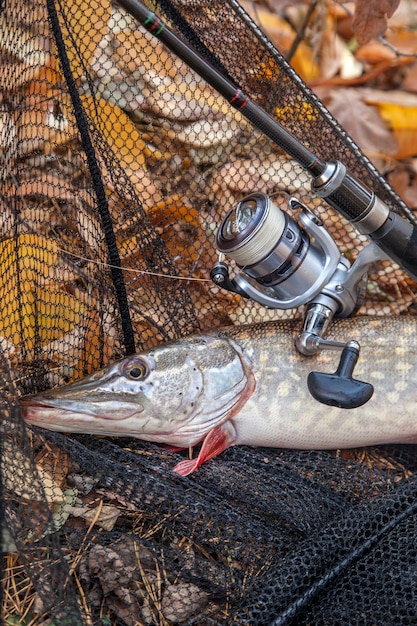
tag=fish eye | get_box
[124,358,149,381]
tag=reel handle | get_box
[307,341,374,409]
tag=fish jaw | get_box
[21,398,145,435]
[21,393,191,442]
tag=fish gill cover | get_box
[1,0,417,624]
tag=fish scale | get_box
[21,316,417,475]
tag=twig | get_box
[286,0,319,63]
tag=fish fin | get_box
[173,422,237,476]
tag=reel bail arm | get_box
[210,256,250,299]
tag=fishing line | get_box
[54,245,212,283]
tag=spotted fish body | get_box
[22,316,417,475]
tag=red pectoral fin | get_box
[173,422,237,476]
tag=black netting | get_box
[1,0,417,624]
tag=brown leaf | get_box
[58,0,111,80]
[16,90,78,155]
[314,87,398,160]
[146,195,206,271]
[352,0,400,45]
[363,89,417,159]
[68,503,121,531]
[239,1,320,81]
[35,444,70,489]
[2,441,64,503]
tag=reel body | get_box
[211,193,388,408]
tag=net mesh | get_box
[1,0,417,624]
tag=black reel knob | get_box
[307,342,374,409]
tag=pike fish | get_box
[21,316,417,475]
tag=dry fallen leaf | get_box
[16,89,78,156]
[161,583,209,623]
[35,444,70,489]
[240,1,320,81]
[2,441,64,504]
[147,195,206,269]
[0,234,86,357]
[58,0,111,80]
[61,94,162,206]
[79,95,146,168]
[29,283,117,384]
[363,89,417,159]
[68,502,121,531]
[315,87,399,161]
[352,0,401,45]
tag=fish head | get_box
[21,334,253,447]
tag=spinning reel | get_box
[211,189,388,409]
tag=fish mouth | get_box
[20,397,144,422]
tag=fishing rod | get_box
[117,0,417,283]
[116,0,417,408]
